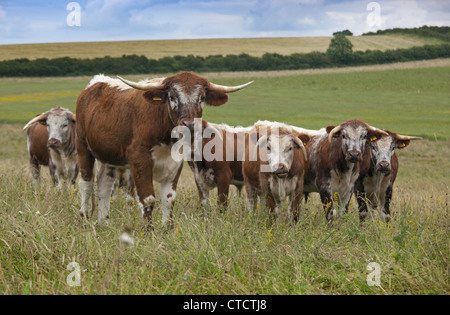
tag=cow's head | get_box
[327,120,387,163]
[118,72,253,130]
[370,130,422,173]
[23,107,76,149]
[257,129,309,178]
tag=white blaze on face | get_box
[261,133,296,173]
[170,84,205,110]
[46,112,72,146]
[340,125,368,154]
[370,135,394,165]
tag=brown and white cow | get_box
[188,120,252,210]
[75,72,253,227]
[23,107,78,190]
[243,122,310,222]
[354,130,422,223]
[303,119,387,223]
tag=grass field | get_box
[0,62,449,295]
[0,34,446,61]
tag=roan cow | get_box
[354,130,422,223]
[23,107,78,190]
[75,72,253,227]
[243,122,310,222]
[303,119,387,223]
[188,120,251,210]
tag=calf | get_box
[355,130,422,223]
[243,122,309,222]
[188,120,251,210]
[303,119,387,223]
[23,107,78,190]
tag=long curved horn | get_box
[328,125,342,143]
[117,76,165,90]
[209,81,254,93]
[395,134,423,141]
[366,124,389,136]
[23,113,47,131]
[293,136,308,161]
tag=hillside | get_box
[0,34,446,62]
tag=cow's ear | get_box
[143,89,167,105]
[326,125,339,137]
[367,129,384,142]
[296,134,311,147]
[395,139,410,149]
[67,113,76,124]
[206,90,228,106]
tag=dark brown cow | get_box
[243,122,310,222]
[23,107,78,190]
[303,119,387,223]
[188,120,252,210]
[355,130,422,223]
[76,72,253,226]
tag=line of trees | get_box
[1,43,448,77]
[362,25,450,42]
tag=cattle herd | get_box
[23,71,422,229]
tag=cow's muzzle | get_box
[376,161,391,174]
[346,150,362,163]
[272,165,289,178]
[48,138,61,148]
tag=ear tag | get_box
[153,97,162,101]
[399,143,406,148]
[370,137,377,142]
[333,133,340,138]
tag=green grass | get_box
[0,64,449,295]
[3,64,448,139]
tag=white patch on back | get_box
[87,74,158,91]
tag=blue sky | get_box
[0,0,449,44]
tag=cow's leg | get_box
[215,169,232,212]
[354,181,369,223]
[76,135,95,218]
[128,147,156,229]
[192,170,210,208]
[49,150,64,189]
[30,157,41,192]
[245,184,258,211]
[381,185,393,223]
[96,164,116,225]
[319,189,335,223]
[160,163,183,227]
[289,184,303,223]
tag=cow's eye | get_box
[267,146,271,152]
[170,96,176,102]
[341,134,346,139]
[200,95,206,102]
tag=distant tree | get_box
[333,29,353,36]
[326,33,354,64]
